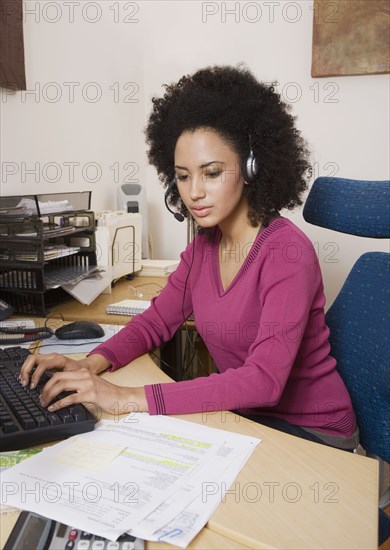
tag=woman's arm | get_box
[19,237,199,412]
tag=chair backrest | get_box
[303,177,390,462]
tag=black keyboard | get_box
[0,347,96,451]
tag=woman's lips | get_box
[191,206,212,218]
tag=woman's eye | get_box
[176,174,189,182]
[205,171,221,179]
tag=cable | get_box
[37,340,104,349]
[149,349,182,375]
[179,235,208,381]
[0,326,54,346]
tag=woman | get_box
[20,65,357,449]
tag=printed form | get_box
[0,413,260,547]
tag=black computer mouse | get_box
[55,321,105,340]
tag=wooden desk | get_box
[49,277,167,326]
[0,344,379,549]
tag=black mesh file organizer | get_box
[0,192,97,316]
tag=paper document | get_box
[62,269,113,304]
[52,438,126,471]
[0,414,261,546]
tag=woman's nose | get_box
[189,176,206,200]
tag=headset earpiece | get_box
[243,148,258,183]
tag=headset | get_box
[164,140,258,221]
[243,146,258,183]
[164,179,185,222]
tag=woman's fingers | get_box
[19,353,82,389]
[39,368,91,408]
[20,353,65,388]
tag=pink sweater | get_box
[91,218,356,436]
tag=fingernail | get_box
[48,405,54,411]
[20,379,26,387]
[30,382,35,389]
[40,399,45,407]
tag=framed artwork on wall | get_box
[0,0,26,90]
[311,0,390,77]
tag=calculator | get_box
[4,511,145,550]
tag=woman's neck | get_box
[219,223,261,253]
[217,209,262,291]
[218,200,261,250]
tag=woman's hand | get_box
[19,352,148,415]
[19,352,110,389]
[38,369,148,415]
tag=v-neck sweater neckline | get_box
[211,217,289,296]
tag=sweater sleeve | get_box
[88,239,196,369]
[144,232,321,415]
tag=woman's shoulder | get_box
[262,216,314,247]
[254,216,318,269]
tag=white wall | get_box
[1,1,389,308]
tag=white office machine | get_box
[117,184,149,258]
[95,211,142,285]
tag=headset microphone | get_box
[164,179,185,222]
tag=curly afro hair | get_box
[145,64,311,226]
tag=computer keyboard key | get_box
[46,413,62,425]
[57,410,73,423]
[20,417,36,429]
[35,415,49,427]
[3,421,18,433]
[69,405,87,421]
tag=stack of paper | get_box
[140,259,179,277]
[14,245,80,262]
[0,413,261,548]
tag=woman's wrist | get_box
[119,386,148,414]
[82,354,112,375]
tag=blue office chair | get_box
[303,177,390,546]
